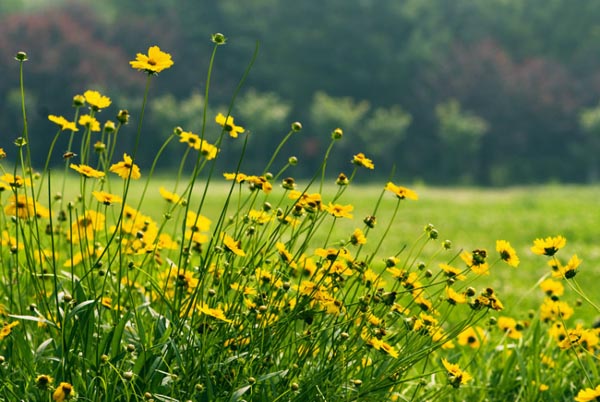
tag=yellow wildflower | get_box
[384,181,418,200]
[109,153,141,179]
[352,152,374,169]
[48,115,78,131]
[70,163,105,179]
[496,240,519,267]
[83,90,111,111]
[78,114,101,131]
[531,235,566,256]
[130,45,174,74]
[215,112,245,138]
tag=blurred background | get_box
[3,0,600,186]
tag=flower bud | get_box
[73,94,85,107]
[104,120,116,133]
[211,33,227,45]
[331,127,343,140]
[15,51,28,62]
[336,173,349,186]
[288,156,298,165]
[291,121,302,132]
[117,109,130,124]
[94,141,106,153]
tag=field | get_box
[118,179,600,322]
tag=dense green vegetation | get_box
[3,0,600,184]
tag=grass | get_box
[64,175,600,322]
[3,41,599,401]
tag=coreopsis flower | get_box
[539,278,564,298]
[550,254,581,279]
[129,45,174,74]
[222,233,246,257]
[70,163,105,179]
[364,336,399,358]
[83,90,111,111]
[457,326,487,348]
[48,115,78,131]
[350,228,367,245]
[439,263,467,281]
[496,240,519,267]
[0,148,5,159]
[52,382,74,402]
[246,175,272,193]
[215,112,245,138]
[179,131,219,159]
[384,182,418,200]
[159,187,182,204]
[352,152,374,169]
[35,374,53,390]
[1,173,31,188]
[68,210,105,243]
[0,321,19,340]
[91,190,122,206]
[78,114,101,131]
[223,172,248,183]
[445,286,467,305]
[441,358,472,388]
[497,316,523,339]
[109,153,141,179]
[531,235,566,256]
[575,385,600,402]
[540,298,574,322]
[324,202,354,219]
[198,303,232,323]
[461,249,489,275]
[4,194,36,219]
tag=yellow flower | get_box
[497,316,523,339]
[198,303,232,323]
[384,182,418,200]
[222,233,246,257]
[460,250,489,275]
[324,202,354,219]
[179,131,218,158]
[68,210,105,243]
[130,45,174,74]
[496,240,519,267]
[439,263,467,281]
[550,254,581,279]
[78,114,101,131]
[215,112,245,138]
[109,153,141,179]
[531,235,566,256]
[159,187,182,204]
[575,385,600,402]
[445,286,467,305]
[83,90,111,111]
[457,326,486,348]
[539,278,564,297]
[92,190,122,206]
[0,148,6,159]
[352,152,374,169]
[0,321,19,340]
[540,298,574,322]
[223,172,248,182]
[4,194,35,219]
[350,228,367,245]
[185,211,211,233]
[48,115,78,131]
[35,374,53,390]
[1,173,31,188]
[70,163,105,179]
[52,382,74,402]
[441,358,472,388]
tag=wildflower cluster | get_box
[0,41,598,402]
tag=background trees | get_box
[2,0,600,185]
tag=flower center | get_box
[148,58,157,66]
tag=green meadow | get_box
[117,179,600,322]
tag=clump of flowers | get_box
[1,36,598,402]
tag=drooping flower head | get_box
[441,358,472,388]
[385,182,418,200]
[52,382,74,402]
[496,240,519,267]
[70,164,105,179]
[48,115,78,131]
[352,153,375,169]
[215,113,245,138]
[531,235,566,256]
[129,45,174,74]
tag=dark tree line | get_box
[2,0,600,185]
